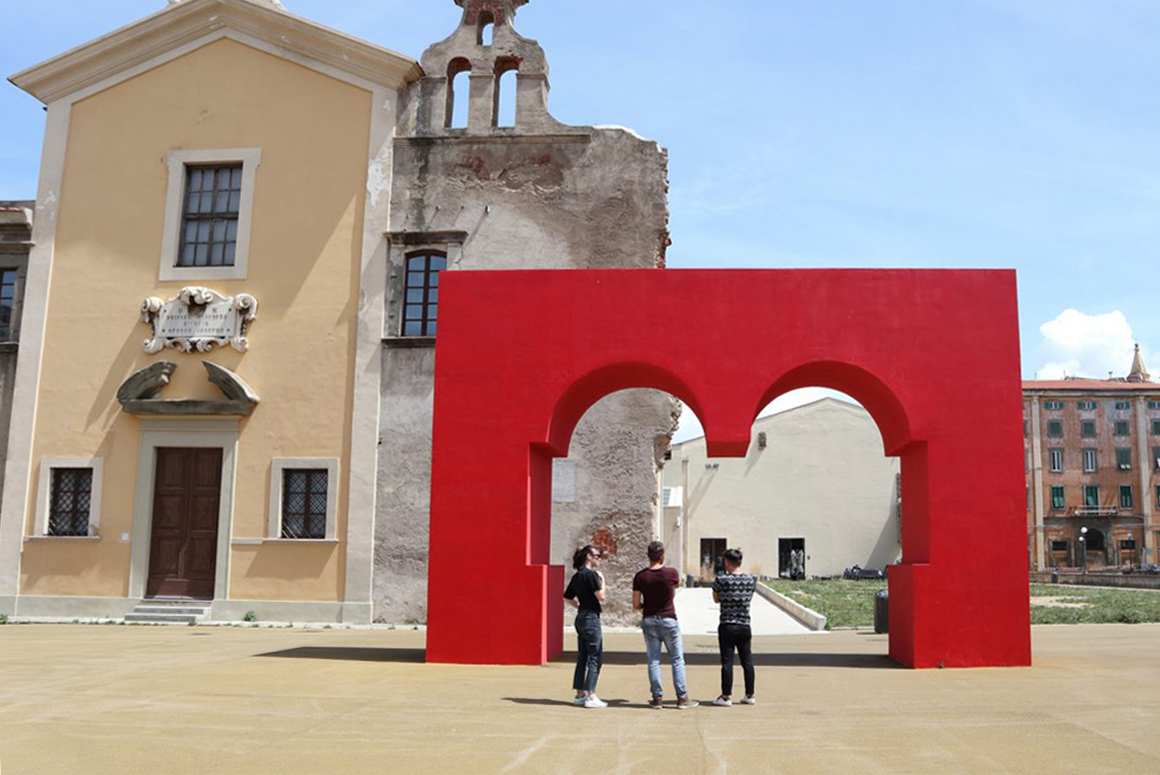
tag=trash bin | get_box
[1051,568,1059,584]
[686,574,695,589]
[874,589,889,634]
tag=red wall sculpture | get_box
[427,269,1031,668]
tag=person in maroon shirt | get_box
[632,541,698,709]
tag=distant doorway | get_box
[146,447,223,599]
[700,537,726,581]
[779,537,805,579]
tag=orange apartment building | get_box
[1024,346,1159,571]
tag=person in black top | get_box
[563,545,607,708]
[711,547,757,706]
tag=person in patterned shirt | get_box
[711,548,756,706]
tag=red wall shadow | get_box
[427,269,1031,668]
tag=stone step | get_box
[124,613,201,624]
[133,606,209,616]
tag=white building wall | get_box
[662,398,901,580]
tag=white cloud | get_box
[1035,309,1146,379]
[671,388,858,444]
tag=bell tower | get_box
[403,0,560,135]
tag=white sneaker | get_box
[583,695,608,709]
[572,695,587,706]
[712,696,732,707]
[739,696,756,705]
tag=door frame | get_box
[128,418,239,601]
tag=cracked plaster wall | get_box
[373,1,675,624]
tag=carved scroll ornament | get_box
[140,286,258,354]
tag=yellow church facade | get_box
[0,0,419,622]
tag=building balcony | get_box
[1069,505,1119,518]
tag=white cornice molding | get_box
[9,0,422,104]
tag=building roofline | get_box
[9,0,422,104]
[671,396,865,448]
[1023,380,1158,393]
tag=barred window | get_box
[48,468,92,537]
[177,165,241,268]
[401,252,445,336]
[281,469,328,539]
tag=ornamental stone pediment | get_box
[140,286,258,354]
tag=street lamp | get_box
[1079,527,1088,575]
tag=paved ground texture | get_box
[1,623,1158,774]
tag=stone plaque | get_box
[141,286,258,353]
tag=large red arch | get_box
[427,269,1031,668]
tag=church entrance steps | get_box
[124,599,212,625]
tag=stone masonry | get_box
[374,0,677,625]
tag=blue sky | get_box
[3,0,1159,427]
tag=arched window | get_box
[493,58,520,128]
[402,252,446,336]
[446,58,472,129]
[478,12,495,46]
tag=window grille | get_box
[281,469,328,539]
[401,252,446,336]
[48,468,92,536]
[178,165,242,268]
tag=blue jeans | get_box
[641,615,688,698]
[573,610,602,694]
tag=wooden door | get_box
[146,447,223,599]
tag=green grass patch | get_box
[1028,583,1160,624]
[763,579,885,629]
[763,579,1160,628]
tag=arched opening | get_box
[665,387,900,631]
[477,11,495,46]
[445,58,472,129]
[494,59,519,128]
[1079,527,1105,569]
[549,388,689,633]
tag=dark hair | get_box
[647,541,665,563]
[573,545,597,571]
[723,548,743,568]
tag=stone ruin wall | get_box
[373,0,677,625]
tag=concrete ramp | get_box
[674,587,813,636]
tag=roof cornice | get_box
[9,0,422,104]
